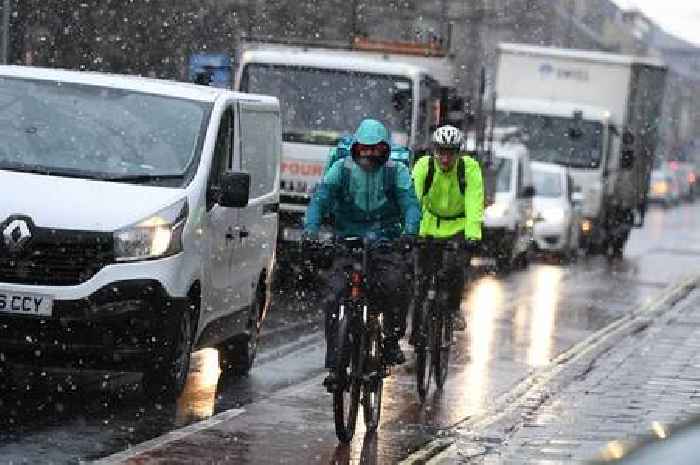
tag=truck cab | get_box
[494,43,667,257]
[494,100,611,252]
[234,44,447,277]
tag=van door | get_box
[204,105,246,323]
[235,102,280,306]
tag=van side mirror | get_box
[219,171,250,208]
[520,185,536,198]
[620,130,635,169]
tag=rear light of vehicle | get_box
[351,271,363,299]
[689,172,696,184]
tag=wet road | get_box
[1,203,699,464]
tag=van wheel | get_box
[219,279,268,375]
[142,304,196,399]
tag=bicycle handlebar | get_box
[413,236,478,252]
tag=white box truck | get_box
[494,43,667,257]
[234,42,458,279]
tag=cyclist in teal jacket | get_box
[304,118,420,391]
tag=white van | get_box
[482,137,535,271]
[0,66,281,397]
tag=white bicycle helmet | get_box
[432,125,463,150]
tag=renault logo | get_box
[3,219,32,252]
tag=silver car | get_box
[531,162,581,258]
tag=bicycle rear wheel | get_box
[434,309,453,389]
[415,300,434,402]
[334,313,363,443]
[363,320,383,432]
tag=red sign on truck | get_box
[281,161,323,177]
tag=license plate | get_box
[0,290,53,316]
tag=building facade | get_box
[1,0,698,152]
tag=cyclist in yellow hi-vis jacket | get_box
[411,125,484,331]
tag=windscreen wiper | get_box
[100,173,185,182]
[0,162,86,178]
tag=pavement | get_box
[421,281,700,464]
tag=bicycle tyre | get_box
[363,319,383,432]
[434,309,452,389]
[334,312,362,443]
[415,300,434,403]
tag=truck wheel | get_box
[142,303,196,399]
[219,278,268,375]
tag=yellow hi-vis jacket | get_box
[411,154,484,240]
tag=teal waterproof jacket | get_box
[305,119,421,240]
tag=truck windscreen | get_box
[241,64,413,146]
[495,112,603,169]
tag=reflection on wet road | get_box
[528,267,562,367]
[175,349,221,427]
[1,204,700,464]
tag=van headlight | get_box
[114,199,188,262]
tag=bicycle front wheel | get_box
[334,313,362,443]
[415,300,434,403]
[363,319,383,432]
[434,309,452,389]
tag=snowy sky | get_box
[612,0,700,46]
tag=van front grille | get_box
[0,226,114,286]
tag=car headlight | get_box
[652,181,668,195]
[541,208,565,222]
[114,199,188,262]
[486,202,509,218]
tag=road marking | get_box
[399,274,699,465]
[86,408,245,465]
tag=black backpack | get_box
[422,155,466,199]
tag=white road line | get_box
[86,407,245,465]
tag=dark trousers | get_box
[413,246,467,335]
[321,251,409,369]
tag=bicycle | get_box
[305,237,408,442]
[412,237,469,402]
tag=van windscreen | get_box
[0,77,211,184]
